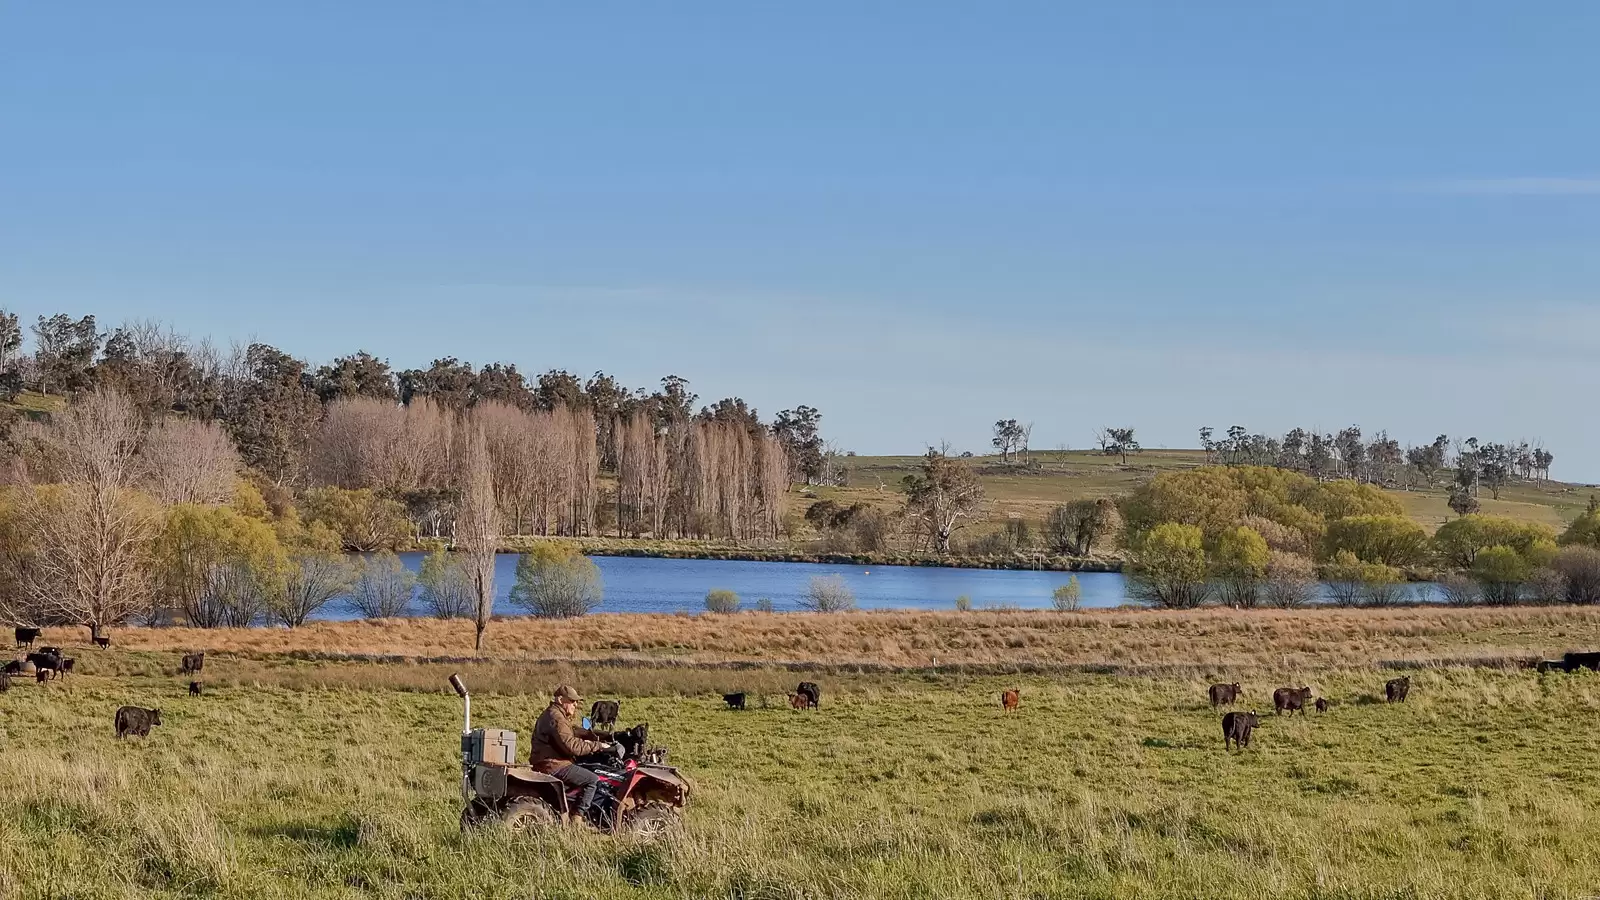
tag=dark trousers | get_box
[554,764,599,814]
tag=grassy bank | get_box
[44,605,1600,673]
[5,661,1600,898]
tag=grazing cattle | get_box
[613,723,649,758]
[589,700,620,732]
[58,658,75,678]
[37,669,53,684]
[189,681,203,697]
[1272,686,1313,715]
[789,692,809,710]
[13,627,39,649]
[26,651,63,674]
[3,660,24,676]
[115,706,162,739]
[1000,689,1021,713]
[722,692,747,711]
[180,652,205,675]
[795,681,821,709]
[93,636,111,650]
[1222,711,1260,751]
[1315,697,1329,714]
[1384,676,1410,703]
[1209,682,1242,708]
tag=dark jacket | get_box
[529,702,604,773]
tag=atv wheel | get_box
[499,797,561,832]
[619,803,681,840]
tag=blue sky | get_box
[4,4,1598,479]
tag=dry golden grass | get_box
[51,605,1600,675]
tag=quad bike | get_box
[449,674,691,838]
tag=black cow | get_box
[795,681,821,710]
[1209,682,1242,708]
[613,723,649,759]
[189,681,204,697]
[1222,710,1260,751]
[1315,697,1329,714]
[13,627,39,649]
[589,700,620,732]
[115,706,162,739]
[722,692,747,711]
[1385,676,1410,703]
[26,651,63,675]
[58,658,75,678]
[93,636,111,650]
[1273,686,1312,715]
[36,669,52,684]
[180,652,205,675]
[3,660,24,676]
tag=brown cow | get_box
[788,692,808,710]
[1000,689,1021,713]
[1385,676,1410,703]
[1222,711,1260,751]
[1272,686,1312,715]
[1209,682,1241,707]
[115,706,161,739]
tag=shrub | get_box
[704,589,740,614]
[754,597,776,613]
[852,508,892,552]
[1261,551,1318,609]
[1127,523,1212,609]
[349,552,417,619]
[1052,577,1082,611]
[1437,574,1480,607]
[270,551,356,627]
[1472,545,1530,606]
[1560,510,1600,548]
[799,575,855,612]
[1324,515,1429,567]
[1433,515,1558,568]
[509,543,604,618]
[417,549,474,619]
[1045,500,1120,555]
[1528,567,1568,606]
[1553,546,1600,605]
[1322,550,1402,608]
[1211,526,1268,609]
[954,595,972,612]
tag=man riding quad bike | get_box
[451,676,690,837]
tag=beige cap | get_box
[554,684,583,703]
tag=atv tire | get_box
[619,802,681,840]
[498,797,561,832]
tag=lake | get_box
[314,553,1445,620]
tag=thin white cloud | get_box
[1424,177,1600,196]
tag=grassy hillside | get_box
[822,449,1595,535]
[5,643,1600,898]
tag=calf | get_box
[36,668,53,684]
[1272,686,1313,715]
[1000,689,1021,713]
[1208,682,1241,708]
[3,660,24,676]
[788,692,809,710]
[613,723,649,759]
[180,652,205,675]
[93,636,111,650]
[1222,710,1260,751]
[58,658,75,679]
[1315,697,1329,714]
[13,627,39,649]
[115,706,162,739]
[189,681,204,697]
[722,692,747,711]
[589,699,620,732]
[795,681,821,710]
[1384,676,1410,704]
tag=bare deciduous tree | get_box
[13,389,160,629]
[456,417,497,650]
[140,417,240,504]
